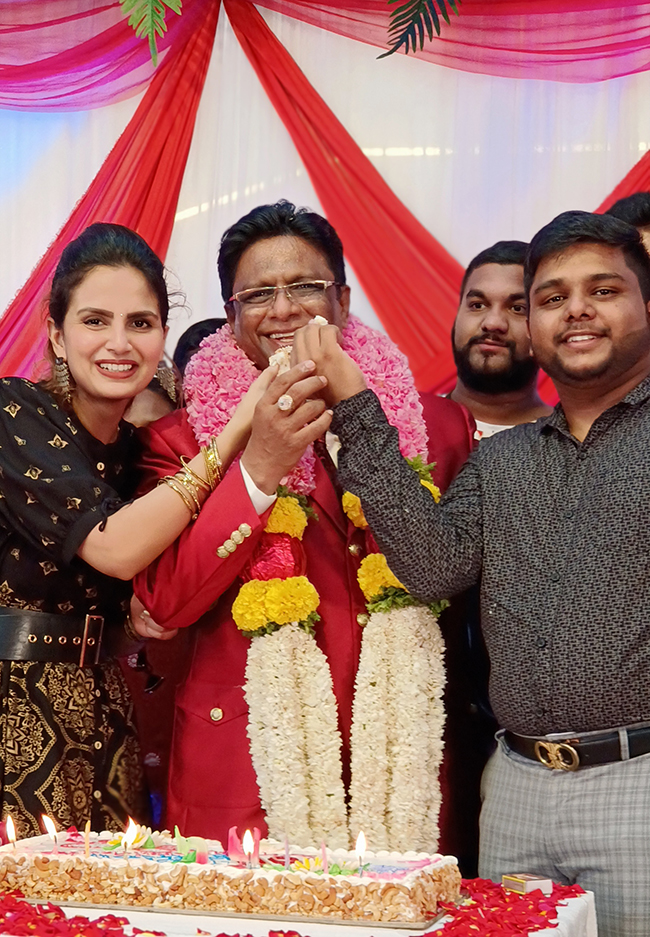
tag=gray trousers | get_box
[479,737,650,937]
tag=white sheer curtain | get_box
[3,7,650,357]
[0,95,141,315]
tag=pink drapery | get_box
[0,0,221,378]
[255,0,650,83]
[225,0,463,392]
[0,0,207,109]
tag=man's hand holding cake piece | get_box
[292,317,367,406]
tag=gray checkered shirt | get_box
[332,380,650,737]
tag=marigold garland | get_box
[184,316,447,852]
[265,496,309,540]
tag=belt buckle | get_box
[78,615,104,668]
[534,739,580,771]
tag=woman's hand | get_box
[240,360,333,495]
[129,595,178,641]
[292,322,366,406]
[227,366,278,448]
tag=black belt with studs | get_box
[0,609,140,667]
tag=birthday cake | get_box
[0,826,461,924]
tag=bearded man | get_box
[133,201,443,844]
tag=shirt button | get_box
[356,613,369,627]
[94,740,103,750]
[564,510,574,519]
[93,790,102,800]
[348,543,361,556]
[535,636,547,648]
[210,707,224,722]
[231,530,244,545]
[536,708,546,717]
[550,572,560,582]
[239,523,252,538]
[96,462,105,471]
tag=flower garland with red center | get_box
[184,317,440,850]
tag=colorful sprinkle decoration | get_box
[0,880,585,936]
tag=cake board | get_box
[33,898,445,931]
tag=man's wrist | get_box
[240,453,279,497]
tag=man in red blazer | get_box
[133,201,460,843]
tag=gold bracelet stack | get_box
[201,436,223,489]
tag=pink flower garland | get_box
[184,316,428,494]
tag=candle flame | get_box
[355,830,366,859]
[242,829,254,856]
[42,815,57,840]
[6,816,15,845]
[123,817,138,851]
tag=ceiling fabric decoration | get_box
[0,0,220,378]
[2,0,650,393]
[225,0,463,391]
[0,0,206,110]
[255,0,650,83]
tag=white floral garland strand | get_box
[348,614,391,850]
[293,627,349,849]
[349,605,446,853]
[244,627,312,845]
[244,624,348,848]
[386,605,446,853]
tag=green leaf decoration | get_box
[119,0,182,67]
[406,454,437,486]
[379,0,460,59]
[429,597,450,618]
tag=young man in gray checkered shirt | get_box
[293,210,650,937]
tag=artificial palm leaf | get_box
[379,0,460,58]
[119,0,182,66]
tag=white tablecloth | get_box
[58,891,597,937]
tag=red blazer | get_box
[419,392,476,492]
[134,410,368,842]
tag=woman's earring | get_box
[154,364,177,404]
[54,357,73,404]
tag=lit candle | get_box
[6,815,16,850]
[84,819,91,859]
[355,830,366,876]
[242,829,254,870]
[284,833,290,870]
[321,840,328,875]
[122,817,138,855]
[41,815,58,854]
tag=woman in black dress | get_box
[0,223,266,836]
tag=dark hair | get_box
[173,318,226,375]
[49,222,170,328]
[605,192,650,229]
[525,210,650,302]
[460,240,528,299]
[217,200,346,303]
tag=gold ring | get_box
[277,394,294,412]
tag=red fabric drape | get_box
[257,0,650,84]
[225,0,462,392]
[0,1,221,379]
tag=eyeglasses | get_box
[229,280,338,308]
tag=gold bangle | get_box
[202,436,223,488]
[180,456,211,493]
[158,475,198,520]
[172,473,202,516]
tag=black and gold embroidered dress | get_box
[0,378,147,837]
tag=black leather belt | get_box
[505,727,650,771]
[0,609,141,667]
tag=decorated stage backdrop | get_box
[2,0,650,398]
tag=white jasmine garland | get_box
[350,605,445,853]
[293,626,349,848]
[244,627,312,845]
[244,623,348,848]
